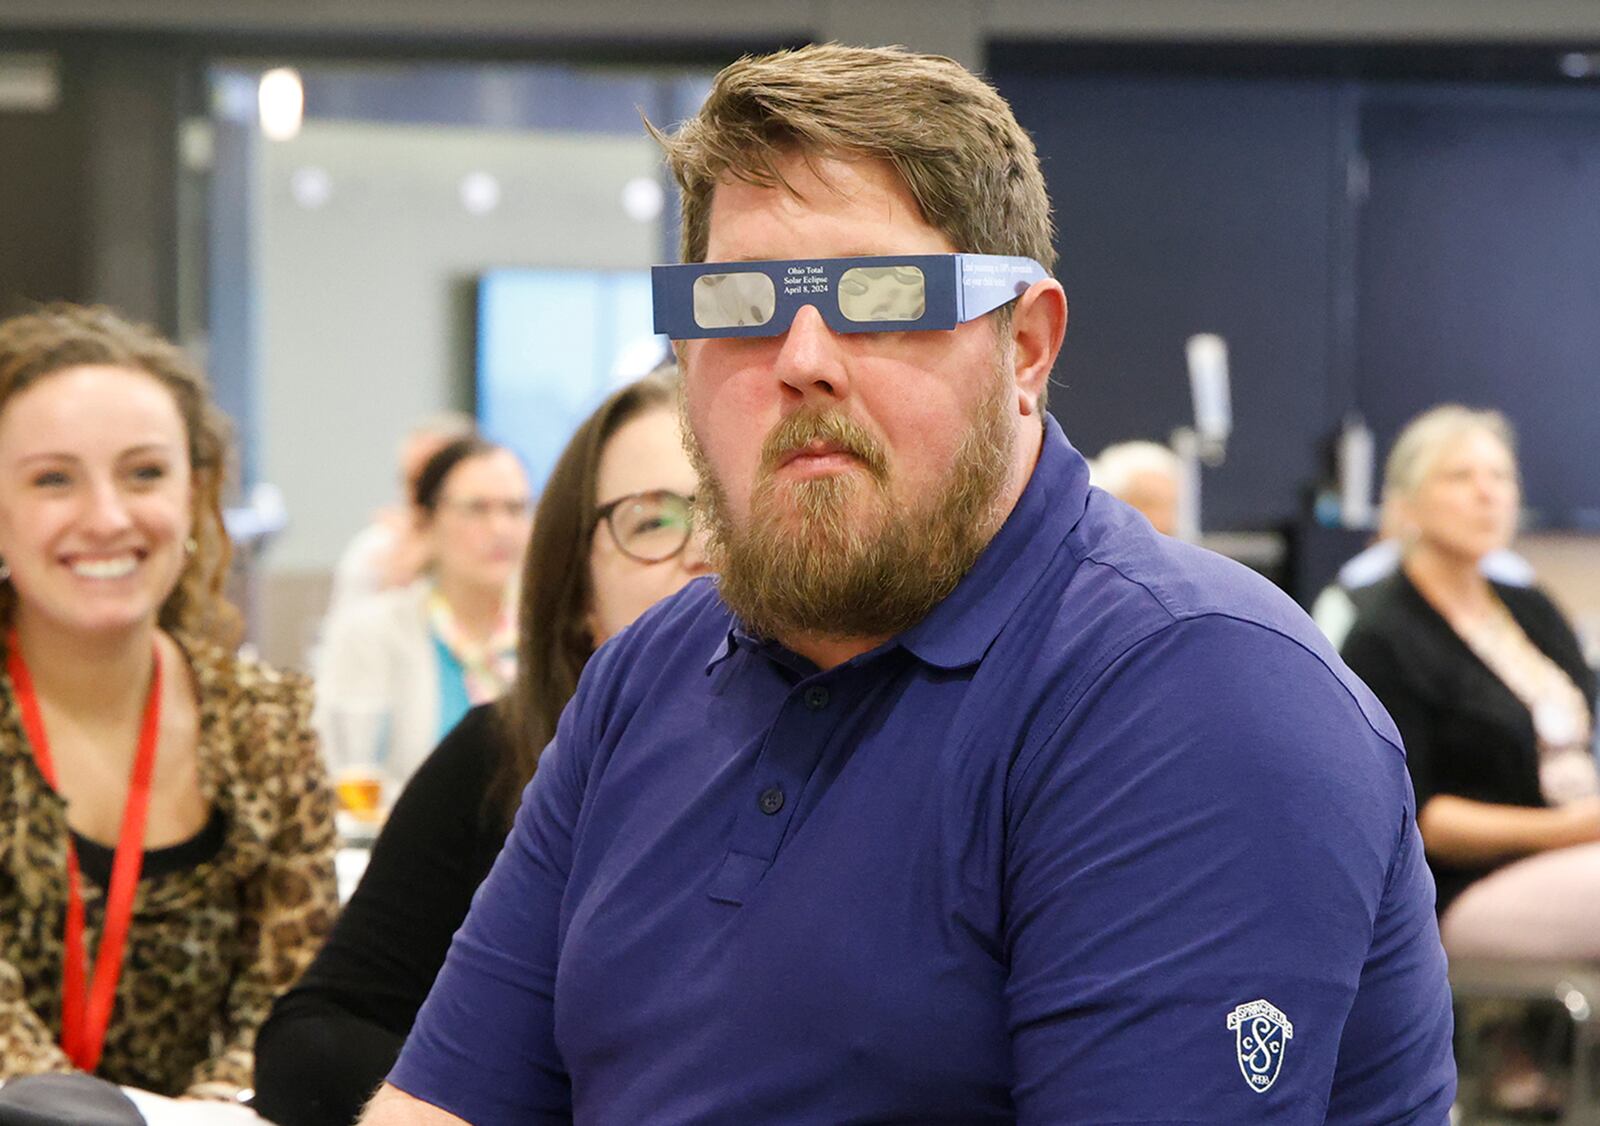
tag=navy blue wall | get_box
[1356,87,1600,529]
[993,66,1600,531]
[995,71,1347,529]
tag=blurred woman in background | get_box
[254,370,709,1126]
[314,437,532,797]
[1342,404,1600,958]
[0,305,336,1100]
[325,412,477,620]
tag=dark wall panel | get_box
[1356,90,1600,528]
[992,72,1344,528]
[0,89,88,316]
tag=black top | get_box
[252,704,512,1126]
[72,807,228,886]
[1340,571,1595,915]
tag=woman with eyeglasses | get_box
[253,371,708,1126]
[313,437,533,796]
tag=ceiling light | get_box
[258,67,304,141]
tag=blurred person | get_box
[314,437,531,795]
[366,44,1453,1126]
[1341,405,1600,958]
[0,305,337,1100]
[1313,493,1534,649]
[326,413,476,619]
[252,373,706,1126]
[1089,438,1181,535]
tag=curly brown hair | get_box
[0,303,240,645]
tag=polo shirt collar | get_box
[705,413,1090,674]
[893,413,1088,669]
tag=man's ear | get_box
[1007,279,1067,418]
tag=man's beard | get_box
[682,360,1016,643]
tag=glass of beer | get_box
[325,704,391,841]
[335,770,386,819]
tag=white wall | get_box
[256,119,661,573]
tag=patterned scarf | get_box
[1456,596,1597,805]
[427,587,517,705]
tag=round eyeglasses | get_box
[593,489,695,563]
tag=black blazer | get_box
[1341,571,1595,914]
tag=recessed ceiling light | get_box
[621,176,664,223]
[460,171,502,216]
[258,67,304,141]
[1558,51,1597,79]
[290,166,332,209]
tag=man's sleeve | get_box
[385,677,598,1123]
[1004,615,1452,1124]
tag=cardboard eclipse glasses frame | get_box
[652,254,1048,341]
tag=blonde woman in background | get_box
[1342,404,1600,958]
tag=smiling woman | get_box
[0,367,196,636]
[0,304,337,1101]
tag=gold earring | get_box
[184,537,198,557]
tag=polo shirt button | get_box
[758,786,785,815]
[804,686,830,711]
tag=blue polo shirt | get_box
[391,416,1455,1124]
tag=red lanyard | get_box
[6,632,163,1073]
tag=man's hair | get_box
[1383,404,1517,502]
[651,43,1057,274]
[1090,440,1181,499]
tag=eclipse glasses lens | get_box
[692,266,928,331]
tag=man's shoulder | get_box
[1017,493,1401,754]
[1041,491,1330,669]
[575,578,730,702]
[553,579,733,788]
[1070,494,1307,632]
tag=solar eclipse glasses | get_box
[652,254,1048,341]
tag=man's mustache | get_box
[758,410,889,481]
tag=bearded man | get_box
[363,44,1455,1125]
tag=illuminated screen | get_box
[475,268,666,491]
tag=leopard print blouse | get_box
[0,635,338,1097]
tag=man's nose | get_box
[774,304,850,403]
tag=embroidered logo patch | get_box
[1226,999,1294,1094]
